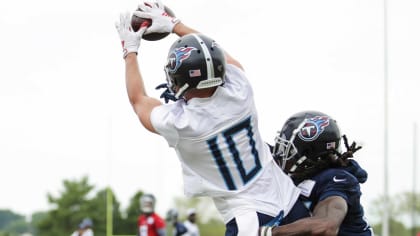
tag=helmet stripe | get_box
[191,34,214,79]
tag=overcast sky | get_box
[1,0,419,224]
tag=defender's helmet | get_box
[273,111,341,179]
[164,33,226,99]
[140,194,156,214]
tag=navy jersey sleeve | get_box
[344,159,368,184]
[309,169,373,235]
[311,169,360,206]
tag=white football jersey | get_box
[182,220,200,236]
[151,64,301,223]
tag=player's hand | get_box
[134,0,180,34]
[115,12,147,59]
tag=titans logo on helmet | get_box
[298,116,330,141]
[167,47,197,73]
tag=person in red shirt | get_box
[137,194,166,236]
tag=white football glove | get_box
[115,12,147,59]
[133,0,180,34]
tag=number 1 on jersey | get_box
[207,117,262,190]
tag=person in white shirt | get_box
[183,208,200,236]
[115,1,310,235]
[70,218,94,236]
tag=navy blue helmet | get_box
[164,33,226,99]
[273,111,342,180]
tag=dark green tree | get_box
[372,219,410,236]
[394,192,420,236]
[36,176,95,236]
[89,188,124,236]
[30,211,47,236]
[115,190,144,235]
[369,192,420,236]
[0,209,30,235]
[394,192,420,216]
[3,220,29,235]
[33,176,130,236]
[0,210,24,229]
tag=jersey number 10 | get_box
[207,117,262,191]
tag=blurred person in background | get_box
[70,218,94,236]
[183,208,200,236]
[166,208,187,236]
[137,193,166,236]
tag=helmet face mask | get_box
[164,66,177,94]
[272,132,299,169]
[274,111,342,180]
[164,33,226,99]
[140,194,155,214]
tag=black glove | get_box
[155,83,178,103]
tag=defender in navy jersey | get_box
[115,1,309,235]
[260,111,374,236]
[297,163,372,236]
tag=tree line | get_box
[0,176,419,236]
[0,176,225,236]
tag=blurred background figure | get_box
[70,217,94,236]
[137,193,166,236]
[166,208,187,236]
[183,208,200,236]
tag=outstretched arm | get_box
[125,54,161,133]
[115,12,161,133]
[134,0,244,70]
[262,196,347,236]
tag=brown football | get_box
[131,5,176,41]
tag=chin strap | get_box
[155,83,178,103]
